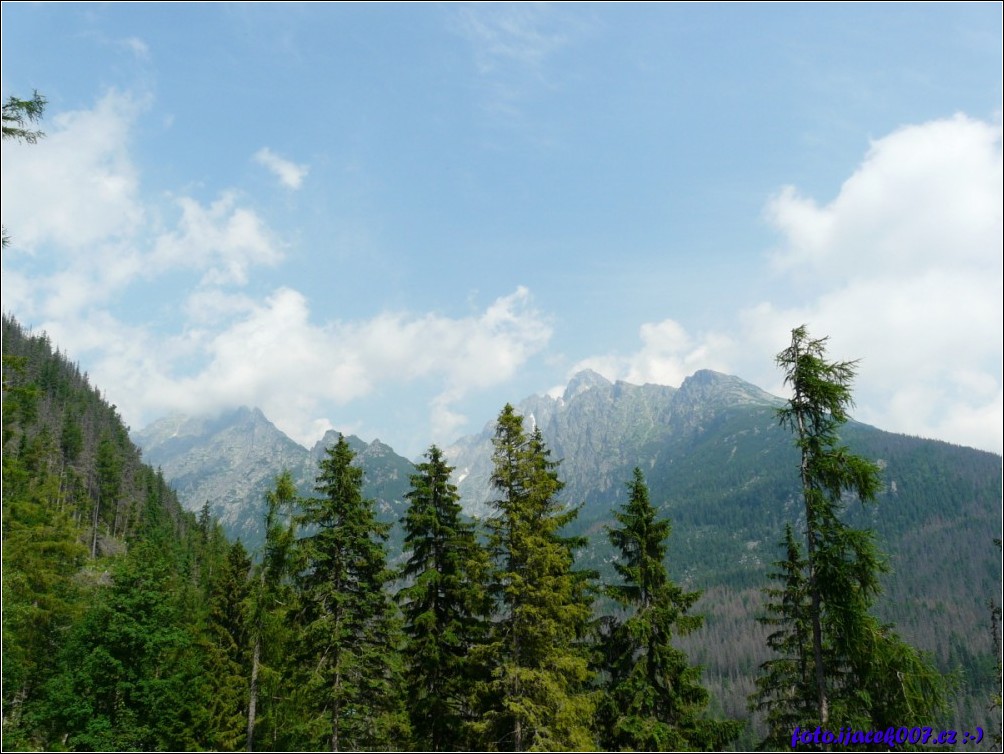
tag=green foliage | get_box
[37,542,204,751]
[2,91,46,247]
[399,445,490,751]
[474,405,596,751]
[246,470,300,751]
[599,468,742,751]
[293,435,408,751]
[749,524,817,748]
[93,437,123,555]
[1,315,228,750]
[2,355,39,445]
[1,468,88,747]
[755,325,947,736]
[198,540,254,750]
[60,411,83,463]
[2,90,46,144]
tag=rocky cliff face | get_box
[667,369,781,433]
[443,369,780,518]
[132,374,1002,733]
[134,408,414,548]
[309,431,416,523]
[135,407,308,538]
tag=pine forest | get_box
[3,311,1001,752]
[5,7,1004,750]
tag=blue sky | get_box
[2,3,1001,458]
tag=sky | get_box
[2,3,1001,460]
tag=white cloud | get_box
[767,114,1000,279]
[0,90,145,252]
[7,89,998,457]
[4,186,279,324]
[121,37,150,60]
[429,395,470,444]
[569,114,1002,454]
[456,5,571,74]
[182,287,257,325]
[568,318,733,389]
[150,192,284,285]
[253,147,309,190]
[37,309,199,427]
[68,285,551,448]
[747,114,1002,452]
[2,89,554,453]
[452,5,588,121]
[1,91,281,328]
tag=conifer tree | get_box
[293,435,407,751]
[246,471,298,751]
[398,445,489,751]
[41,540,203,751]
[749,524,816,748]
[474,405,595,751]
[599,467,742,751]
[2,91,46,144]
[201,540,254,751]
[761,325,945,732]
[2,90,45,248]
[93,437,121,557]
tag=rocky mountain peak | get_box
[563,368,612,401]
[312,428,342,452]
[675,369,780,408]
[135,411,415,547]
[358,438,395,461]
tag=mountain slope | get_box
[134,411,415,549]
[443,368,1002,729]
[133,367,1002,735]
[444,368,781,519]
[2,314,228,750]
[134,407,306,538]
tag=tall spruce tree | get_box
[758,325,945,733]
[474,405,595,751]
[599,467,742,751]
[749,524,817,748]
[294,435,407,751]
[200,540,254,751]
[398,445,489,751]
[246,471,298,751]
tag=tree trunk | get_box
[331,668,341,752]
[806,524,829,726]
[90,499,100,558]
[795,389,829,728]
[247,633,261,751]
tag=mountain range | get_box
[134,368,784,538]
[444,368,782,520]
[133,408,415,549]
[133,367,1002,591]
[134,367,1002,722]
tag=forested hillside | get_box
[2,314,234,749]
[442,366,1002,738]
[3,314,1001,751]
[1,315,742,750]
